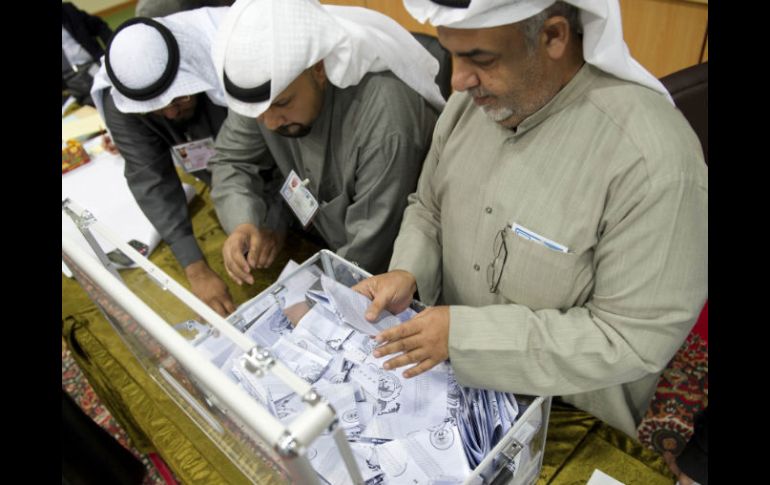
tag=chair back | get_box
[660,62,708,165]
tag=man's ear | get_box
[310,60,327,86]
[541,16,570,60]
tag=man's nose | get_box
[162,104,181,120]
[258,109,284,130]
[451,61,480,92]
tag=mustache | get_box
[468,87,493,98]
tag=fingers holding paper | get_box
[372,305,450,379]
[353,270,417,321]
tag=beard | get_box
[480,103,515,122]
[276,123,313,138]
[468,54,560,128]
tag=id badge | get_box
[280,170,319,227]
[171,136,217,173]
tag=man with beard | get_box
[91,7,237,316]
[208,0,445,280]
[354,0,708,440]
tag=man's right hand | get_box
[352,270,418,321]
[222,223,286,285]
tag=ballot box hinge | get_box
[501,438,524,461]
[275,430,301,458]
[242,347,276,377]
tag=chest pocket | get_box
[312,193,350,250]
[497,230,582,311]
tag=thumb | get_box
[365,293,389,322]
[246,233,260,269]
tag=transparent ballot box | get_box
[62,199,551,485]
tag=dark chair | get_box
[412,32,453,101]
[660,62,708,165]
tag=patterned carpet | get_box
[637,302,708,457]
[62,338,177,485]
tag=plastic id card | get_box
[171,137,217,173]
[281,170,319,227]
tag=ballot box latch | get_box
[501,438,524,461]
[275,430,301,458]
[242,347,276,377]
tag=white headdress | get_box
[91,7,229,121]
[403,0,673,103]
[213,0,446,118]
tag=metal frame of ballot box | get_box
[62,199,551,485]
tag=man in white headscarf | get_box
[209,0,445,280]
[90,7,237,316]
[355,0,707,439]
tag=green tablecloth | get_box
[62,177,674,484]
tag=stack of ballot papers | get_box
[187,260,528,484]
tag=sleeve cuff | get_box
[169,234,204,269]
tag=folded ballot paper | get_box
[189,260,529,484]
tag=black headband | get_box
[223,70,271,103]
[431,0,471,7]
[105,17,180,101]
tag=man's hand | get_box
[352,270,418,322]
[101,134,119,155]
[371,306,450,379]
[185,260,235,317]
[222,223,286,285]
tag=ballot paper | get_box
[307,435,384,485]
[376,424,472,484]
[456,386,520,469]
[271,336,332,383]
[243,304,292,349]
[185,259,530,484]
[321,275,402,336]
[296,304,354,351]
[315,380,363,440]
[277,261,323,307]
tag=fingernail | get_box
[373,350,381,358]
[383,363,390,370]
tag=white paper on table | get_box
[62,145,196,276]
[586,469,626,485]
